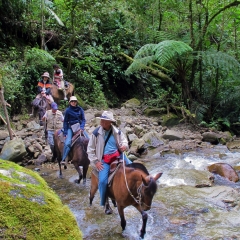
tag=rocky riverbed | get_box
[1,104,240,239]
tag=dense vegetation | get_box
[1,0,240,131]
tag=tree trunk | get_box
[0,87,13,140]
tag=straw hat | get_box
[41,72,50,78]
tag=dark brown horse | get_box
[89,161,162,238]
[53,130,90,184]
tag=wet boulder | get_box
[0,138,27,162]
[208,163,239,182]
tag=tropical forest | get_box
[1,0,240,132]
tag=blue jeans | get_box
[62,128,89,161]
[62,128,73,161]
[98,153,132,206]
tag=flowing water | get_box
[28,145,240,239]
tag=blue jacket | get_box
[63,105,86,136]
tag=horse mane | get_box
[127,162,149,175]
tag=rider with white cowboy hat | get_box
[87,110,132,213]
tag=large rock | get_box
[122,98,141,108]
[0,138,27,162]
[208,163,239,182]
[0,159,82,239]
[160,113,180,127]
[0,130,9,140]
[162,129,184,141]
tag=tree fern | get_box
[125,40,193,76]
[154,40,193,66]
[134,44,156,59]
[201,51,240,76]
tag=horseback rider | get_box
[87,111,132,213]
[36,72,54,104]
[42,102,64,156]
[61,96,89,165]
[53,64,67,101]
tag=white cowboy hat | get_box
[69,96,78,103]
[97,111,116,122]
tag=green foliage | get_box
[0,65,23,102]
[154,40,193,66]
[125,40,193,75]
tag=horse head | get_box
[141,173,163,210]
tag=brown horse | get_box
[51,82,74,103]
[53,130,90,184]
[89,161,162,239]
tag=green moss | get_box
[161,113,180,127]
[0,159,82,240]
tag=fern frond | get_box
[24,48,55,65]
[125,56,155,75]
[145,30,176,43]
[134,44,156,59]
[154,40,193,66]
[190,101,209,123]
[201,51,240,75]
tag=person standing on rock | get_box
[42,102,64,156]
[87,110,132,213]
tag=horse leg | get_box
[73,162,83,184]
[140,210,148,239]
[89,173,98,206]
[58,159,63,178]
[117,205,126,231]
[111,199,117,207]
[82,165,89,185]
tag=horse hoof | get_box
[64,165,67,170]
[74,179,80,184]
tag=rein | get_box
[122,153,151,208]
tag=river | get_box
[29,144,240,239]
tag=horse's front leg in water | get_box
[73,163,83,184]
[140,210,148,239]
[82,165,89,184]
[117,205,126,231]
[58,161,63,178]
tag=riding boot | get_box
[105,201,113,215]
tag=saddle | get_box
[92,159,123,186]
[57,129,86,147]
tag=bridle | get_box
[122,153,151,208]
